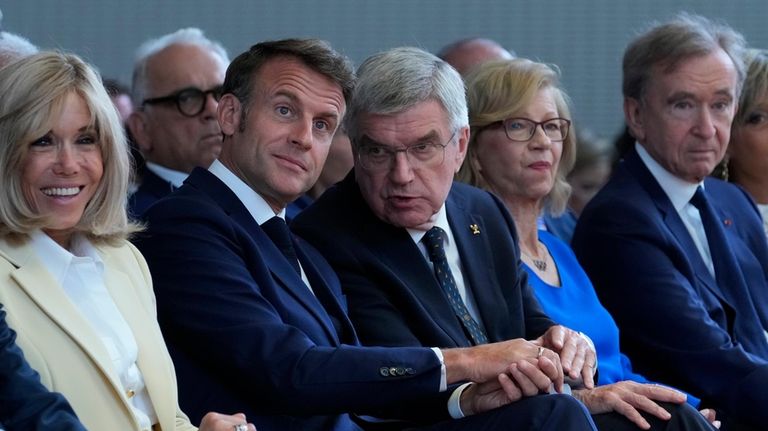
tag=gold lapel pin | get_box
[470,224,480,235]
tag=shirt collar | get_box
[144,162,188,188]
[29,230,103,285]
[407,204,450,245]
[636,142,702,211]
[208,159,285,225]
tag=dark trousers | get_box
[411,394,596,431]
[592,402,715,431]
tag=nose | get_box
[290,119,314,150]
[529,124,552,149]
[53,144,79,175]
[388,150,414,185]
[693,107,717,139]
[200,93,219,120]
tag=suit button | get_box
[395,367,405,376]
[389,367,398,376]
[405,368,415,375]
[126,389,135,399]
[379,367,390,377]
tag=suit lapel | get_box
[186,169,341,344]
[1,239,130,412]
[625,151,728,304]
[100,249,175,429]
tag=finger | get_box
[634,384,687,403]
[568,337,587,379]
[559,333,578,376]
[611,399,652,430]
[699,408,716,423]
[548,326,566,349]
[629,393,673,421]
[509,362,545,396]
[535,356,563,393]
[497,372,523,402]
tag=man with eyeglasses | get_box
[292,45,600,417]
[127,27,229,217]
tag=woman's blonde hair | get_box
[457,58,576,216]
[0,51,139,245]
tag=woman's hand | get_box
[198,412,256,431]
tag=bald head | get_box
[438,38,514,76]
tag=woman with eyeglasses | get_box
[0,51,254,431]
[458,58,718,430]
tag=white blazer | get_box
[0,236,197,431]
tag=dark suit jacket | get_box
[292,173,555,349]
[0,306,84,431]
[134,168,453,431]
[128,168,176,218]
[572,149,768,427]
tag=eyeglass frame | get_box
[485,117,571,142]
[355,130,458,172]
[141,85,224,117]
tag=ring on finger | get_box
[234,424,248,431]
[536,346,545,358]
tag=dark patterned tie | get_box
[690,186,768,355]
[261,216,301,275]
[423,226,488,345]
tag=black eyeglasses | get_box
[356,131,457,173]
[487,117,571,142]
[141,85,224,117]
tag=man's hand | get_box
[199,412,256,431]
[443,338,564,392]
[534,325,596,389]
[572,382,686,430]
[699,408,720,429]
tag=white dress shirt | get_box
[30,231,158,428]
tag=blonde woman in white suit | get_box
[0,51,255,431]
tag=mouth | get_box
[274,154,308,171]
[528,161,552,170]
[41,186,83,197]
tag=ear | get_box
[453,125,470,172]
[126,111,152,154]
[623,97,645,143]
[218,94,242,136]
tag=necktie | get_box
[690,186,768,355]
[261,217,301,275]
[423,226,488,345]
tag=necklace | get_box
[521,243,548,272]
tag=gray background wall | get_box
[2,0,767,140]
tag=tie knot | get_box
[423,226,447,262]
[690,186,708,211]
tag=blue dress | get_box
[526,230,700,407]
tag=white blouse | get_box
[30,230,158,428]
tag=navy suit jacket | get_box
[128,168,176,218]
[572,149,768,427]
[134,168,453,431]
[292,173,555,349]
[0,306,84,431]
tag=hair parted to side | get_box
[344,46,468,144]
[222,38,354,125]
[0,51,138,244]
[130,27,229,107]
[623,12,747,102]
[458,58,575,216]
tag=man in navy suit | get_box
[135,39,596,431]
[572,14,768,431]
[293,46,714,431]
[0,306,85,431]
[126,28,229,217]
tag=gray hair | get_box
[130,27,229,107]
[623,13,747,101]
[345,46,468,144]
[0,31,38,68]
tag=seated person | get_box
[0,51,253,431]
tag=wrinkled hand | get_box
[450,338,564,392]
[534,325,596,389]
[699,408,720,429]
[199,412,256,431]
[572,382,686,430]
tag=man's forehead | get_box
[358,101,451,143]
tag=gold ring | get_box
[536,346,545,358]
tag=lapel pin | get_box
[470,224,480,235]
[724,218,733,227]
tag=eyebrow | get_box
[666,89,734,103]
[273,90,340,123]
[359,130,441,147]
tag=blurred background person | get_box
[103,78,134,124]
[0,26,37,68]
[458,58,716,430]
[721,48,768,238]
[544,128,615,244]
[0,51,253,431]
[127,28,229,217]
[437,37,515,76]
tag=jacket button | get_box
[405,367,415,375]
[126,389,135,399]
[379,367,390,377]
[389,367,398,376]
[395,367,405,376]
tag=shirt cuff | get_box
[447,382,473,419]
[432,348,447,392]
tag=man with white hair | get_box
[127,28,229,217]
